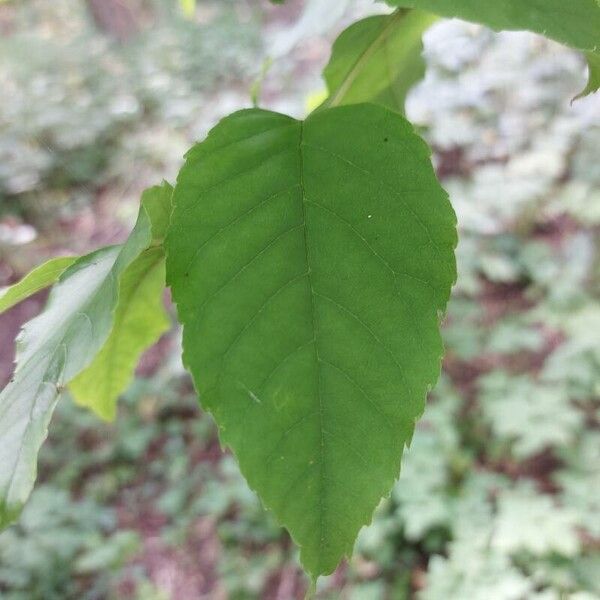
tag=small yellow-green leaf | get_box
[69,249,169,421]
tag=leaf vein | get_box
[313,291,415,398]
[258,339,315,394]
[302,141,445,259]
[319,359,395,432]
[183,184,302,276]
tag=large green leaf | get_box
[0,189,169,529]
[70,183,172,421]
[0,256,78,314]
[321,9,437,112]
[166,103,457,577]
[385,0,600,52]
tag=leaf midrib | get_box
[326,9,405,108]
[297,121,327,569]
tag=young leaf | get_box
[0,188,169,530]
[385,0,600,52]
[321,10,437,113]
[166,104,457,577]
[69,183,173,421]
[68,249,169,420]
[0,256,78,314]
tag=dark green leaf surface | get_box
[385,0,600,52]
[166,104,457,577]
[0,256,78,314]
[321,10,437,112]
[0,190,168,529]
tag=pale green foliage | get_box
[422,474,533,600]
[0,256,77,314]
[424,544,533,600]
[541,304,600,400]
[556,433,600,538]
[166,103,457,577]
[479,372,583,458]
[421,477,583,599]
[492,484,581,557]
[69,184,173,421]
[0,189,169,529]
[321,10,437,113]
[0,246,121,528]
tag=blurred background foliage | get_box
[0,0,599,598]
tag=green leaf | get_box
[321,10,437,113]
[0,189,169,529]
[385,0,600,52]
[68,249,169,420]
[0,256,78,314]
[68,183,172,420]
[166,103,457,577]
[574,51,600,100]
